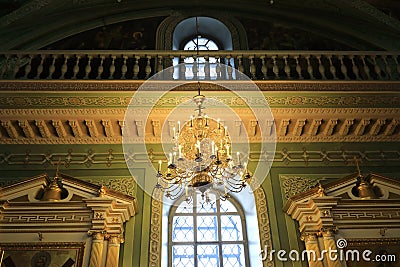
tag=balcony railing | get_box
[0,50,399,80]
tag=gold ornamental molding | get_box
[0,80,400,92]
[1,148,399,168]
[280,176,322,200]
[0,107,399,144]
[1,107,400,116]
[1,90,400,109]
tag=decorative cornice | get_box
[0,135,399,144]
[0,92,399,110]
[1,107,399,116]
[0,176,136,197]
[1,148,399,167]
[0,80,399,92]
[0,107,399,144]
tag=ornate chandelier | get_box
[155,91,251,201]
[154,16,252,201]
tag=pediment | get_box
[0,172,135,205]
[285,172,400,237]
[285,172,400,207]
[0,172,137,234]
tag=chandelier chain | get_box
[155,16,252,202]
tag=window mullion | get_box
[216,198,224,267]
[194,193,198,267]
[169,191,248,267]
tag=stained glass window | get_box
[169,192,248,267]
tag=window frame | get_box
[180,34,223,51]
[171,17,236,80]
[167,192,250,267]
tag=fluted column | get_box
[321,229,341,267]
[106,235,124,267]
[302,233,324,267]
[88,231,106,267]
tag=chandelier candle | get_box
[155,93,253,202]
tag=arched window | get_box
[168,191,249,267]
[172,17,235,79]
[182,35,220,79]
[160,186,263,267]
[183,36,220,52]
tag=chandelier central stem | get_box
[154,16,252,201]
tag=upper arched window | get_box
[172,17,234,79]
[169,191,249,267]
[183,36,219,51]
[181,36,219,78]
[173,17,232,51]
[183,36,219,63]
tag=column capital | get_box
[106,234,125,244]
[300,232,319,242]
[320,226,338,237]
[88,230,107,240]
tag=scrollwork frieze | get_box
[1,91,400,109]
[84,177,136,197]
[280,176,321,200]
[1,135,400,145]
[0,137,125,145]
[1,149,399,168]
[272,107,400,115]
[254,187,274,267]
[0,108,126,116]
[149,188,163,267]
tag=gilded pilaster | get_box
[321,229,341,267]
[301,233,323,267]
[88,231,106,267]
[106,235,124,267]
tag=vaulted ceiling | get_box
[0,0,400,50]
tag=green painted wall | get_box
[1,142,399,266]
